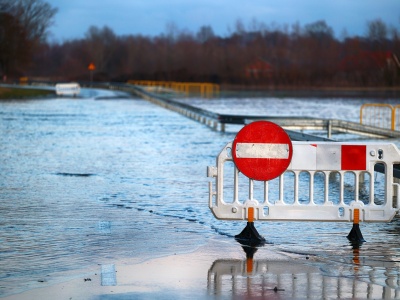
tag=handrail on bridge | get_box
[125,84,400,140]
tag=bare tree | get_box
[2,0,57,43]
[26,17,400,87]
[85,26,117,77]
[367,19,388,42]
[0,0,56,76]
[0,12,31,76]
[196,25,215,43]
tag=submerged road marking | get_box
[101,264,117,286]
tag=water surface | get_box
[1,91,400,297]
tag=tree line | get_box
[0,0,57,80]
[1,0,400,87]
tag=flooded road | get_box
[1,90,400,298]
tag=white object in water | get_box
[55,83,80,97]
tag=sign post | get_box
[88,63,96,85]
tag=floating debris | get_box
[55,172,95,177]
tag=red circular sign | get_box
[232,121,293,181]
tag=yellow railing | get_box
[19,77,28,85]
[128,80,220,98]
[395,105,400,131]
[360,103,398,131]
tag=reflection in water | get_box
[208,244,400,299]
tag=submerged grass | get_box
[0,86,54,99]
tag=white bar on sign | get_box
[236,143,289,159]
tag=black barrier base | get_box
[235,222,266,247]
[347,224,366,243]
[241,246,258,258]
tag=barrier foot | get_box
[241,246,258,259]
[235,222,266,247]
[347,224,366,243]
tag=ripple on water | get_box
[2,97,400,297]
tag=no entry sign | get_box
[232,121,293,181]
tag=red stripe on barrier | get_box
[341,145,367,170]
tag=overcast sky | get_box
[49,0,400,41]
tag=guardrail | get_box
[360,103,400,131]
[127,80,220,98]
[127,85,400,139]
[21,80,400,139]
[245,116,400,139]
[396,104,400,131]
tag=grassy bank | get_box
[0,86,54,99]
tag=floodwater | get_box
[1,89,400,298]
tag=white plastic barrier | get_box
[208,142,400,223]
[55,83,80,96]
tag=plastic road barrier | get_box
[208,121,400,244]
[208,141,400,223]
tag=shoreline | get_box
[0,85,55,99]
[2,82,400,100]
